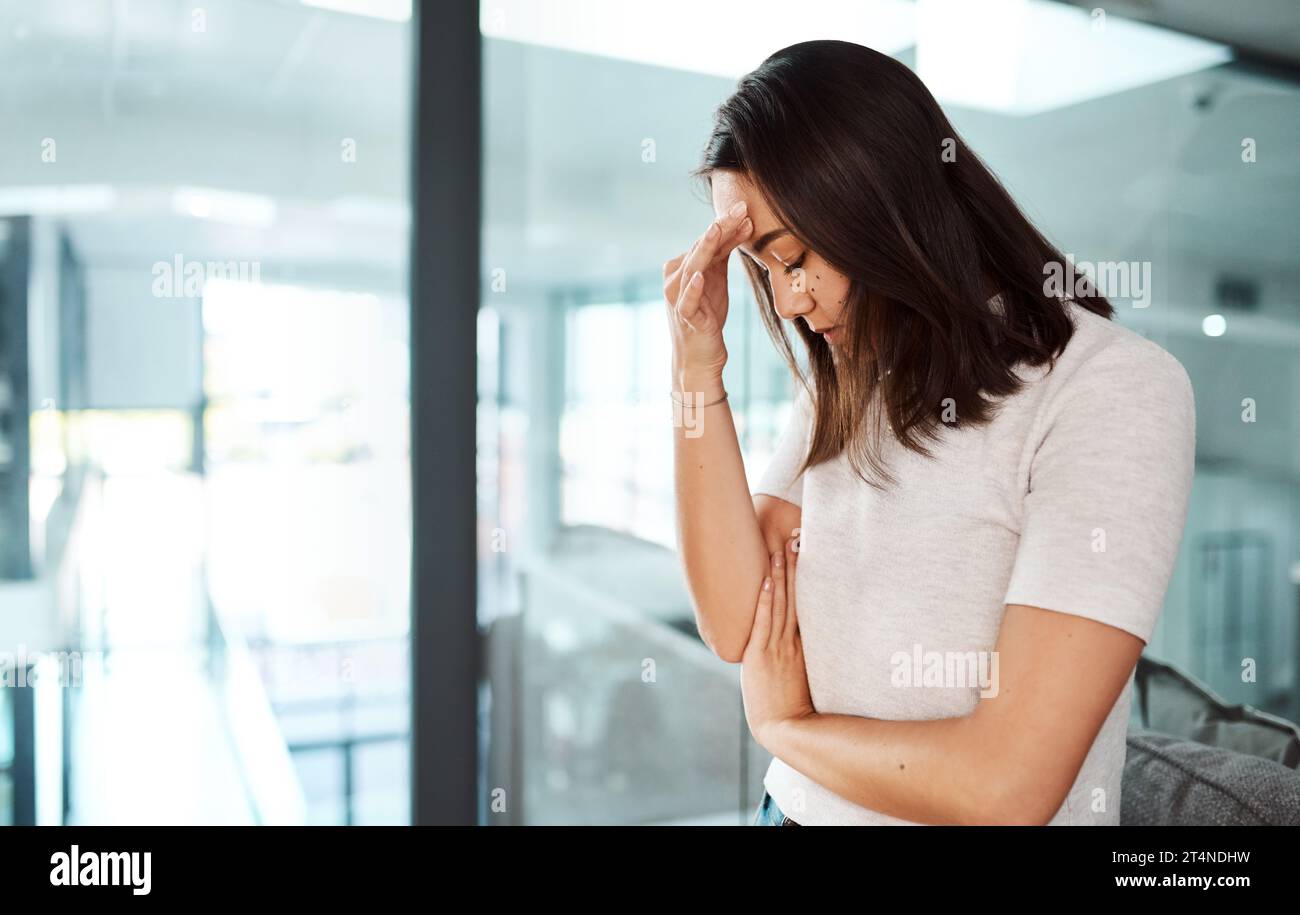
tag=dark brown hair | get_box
[693,39,1113,488]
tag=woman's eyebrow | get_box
[744,227,791,256]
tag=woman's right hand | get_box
[662,201,753,388]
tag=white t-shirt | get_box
[752,298,1196,825]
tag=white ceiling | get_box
[0,0,1296,309]
[0,0,411,291]
[1059,0,1300,71]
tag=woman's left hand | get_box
[741,537,815,750]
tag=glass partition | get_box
[478,2,1300,824]
[0,0,412,825]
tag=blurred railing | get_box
[247,636,409,826]
[502,526,766,825]
[204,592,307,826]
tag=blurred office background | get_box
[0,0,1298,825]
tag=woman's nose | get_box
[774,288,816,322]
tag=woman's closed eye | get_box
[781,252,807,276]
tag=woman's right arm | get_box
[664,205,802,662]
[672,375,802,662]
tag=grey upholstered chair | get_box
[1121,656,1300,826]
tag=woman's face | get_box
[711,170,852,345]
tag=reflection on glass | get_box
[0,0,411,825]
[480,4,1300,825]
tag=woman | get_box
[663,40,1195,826]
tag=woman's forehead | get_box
[710,171,762,216]
[709,172,792,256]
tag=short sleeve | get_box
[1002,341,1196,644]
[752,385,814,508]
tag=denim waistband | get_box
[753,790,800,826]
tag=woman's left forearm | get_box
[761,712,1040,825]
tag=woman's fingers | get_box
[679,205,751,293]
[783,536,799,641]
[770,548,787,640]
[662,237,700,309]
[749,574,774,654]
[707,214,753,280]
[663,212,752,312]
[675,270,709,330]
[722,215,754,258]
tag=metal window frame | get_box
[409,1,480,826]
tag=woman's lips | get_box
[819,324,844,344]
